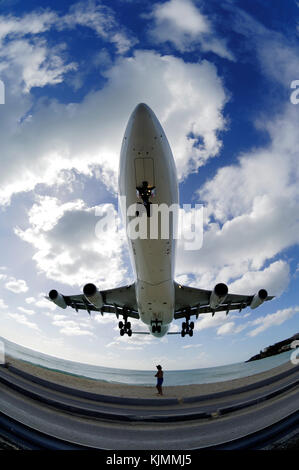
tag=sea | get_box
[0,337,295,386]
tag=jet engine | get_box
[83,283,104,309]
[48,290,67,309]
[250,289,268,309]
[210,283,228,309]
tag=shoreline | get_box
[3,354,296,399]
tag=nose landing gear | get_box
[151,319,162,334]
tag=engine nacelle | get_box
[83,283,104,309]
[49,289,67,309]
[250,289,268,309]
[210,283,228,309]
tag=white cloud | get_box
[195,311,228,332]
[217,321,235,336]
[7,313,39,330]
[148,0,234,60]
[25,295,58,311]
[0,49,228,206]
[52,314,67,321]
[216,321,246,336]
[228,261,290,297]
[227,6,299,86]
[17,306,35,315]
[0,2,135,56]
[15,196,128,288]
[4,277,29,293]
[0,38,77,93]
[176,103,298,296]
[0,9,77,93]
[25,292,57,313]
[182,343,202,349]
[35,298,59,311]
[248,306,299,337]
[60,1,136,54]
[199,106,299,225]
[52,318,95,337]
[0,299,8,309]
[182,6,297,301]
[0,11,57,41]
[93,313,122,325]
[0,3,141,204]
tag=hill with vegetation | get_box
[246,333,299,362]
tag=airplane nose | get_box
[133,102,153,122]
[129,103,156,147]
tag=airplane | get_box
[48,103,274,338]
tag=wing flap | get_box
[174,282,274,319]
[50,284,139,319]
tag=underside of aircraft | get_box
[47,103,274,338]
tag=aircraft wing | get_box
[174,282,274,319]
[48,284,139,319]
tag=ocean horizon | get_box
[0,337,294,386]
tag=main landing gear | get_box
[181,317,194,337]
[151,320,162,334]
[118,318,132,337]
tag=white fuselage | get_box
[118,103,179,337]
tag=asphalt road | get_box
[0,365,298,449]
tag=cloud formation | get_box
[1,275,29,293]
[148,0,234,60]
[15,196,128,288]
[248,306,299,337]
[175,103,298,296]
[7,313,39,330]
[0,48,227,206]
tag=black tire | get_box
[181,330,185,337]
[182,322,186,330]
[190,321,194,330]
[157,325,161,333]
[152,325,156,333]
[189,330,193,337]
[119,321,124,329]
[120,329,125,336]
[128,329,132,337]
[127,322,131,330]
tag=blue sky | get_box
[0,0,298,370]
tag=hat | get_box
[156,365,162,369]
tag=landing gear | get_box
[151,320,162,334]
[181,316,194,337]
[119,318,132,336]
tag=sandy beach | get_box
[3,355,296,399]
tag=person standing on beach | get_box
[155,365,163,396]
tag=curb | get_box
[217,378,299,415]
[0,370,211,422]
[200,410,299,450]
[183,364,299,404]
[4,365,178,406]
[0,366,298,423]
[2,362,298,407]
[0,408,298,450]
